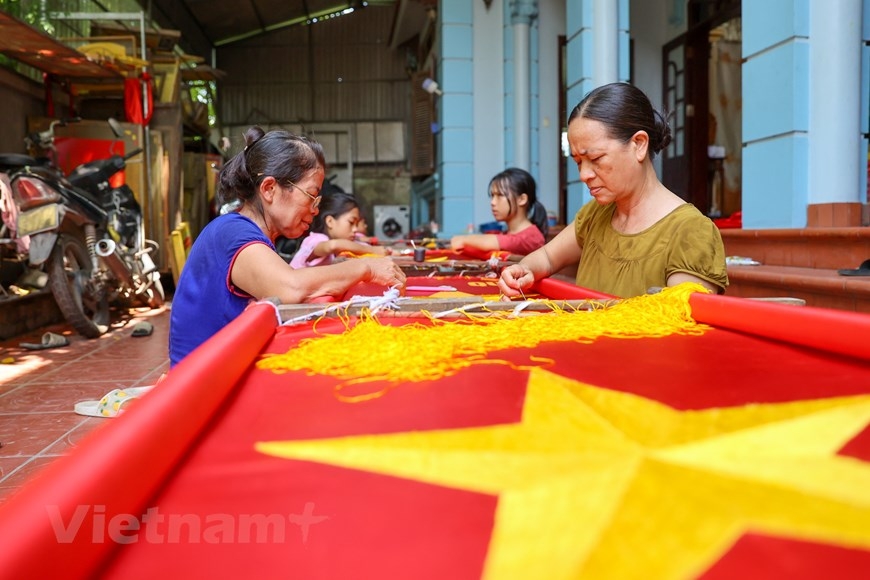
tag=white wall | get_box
[630,0,673,174]
[537,0,566,220]
[472,0,506,225]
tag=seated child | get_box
[290,191,390,268]
[450,167,549,256]
[353,215,377,245]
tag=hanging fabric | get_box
[124,71,153,126]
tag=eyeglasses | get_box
[284,179,321,210]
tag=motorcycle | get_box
[9,117,164,338]
[0,146,59,292]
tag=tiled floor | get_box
[0,303,170,504]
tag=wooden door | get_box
[661,28,710,213]
[662,37,690,202]
[661,0,741,216]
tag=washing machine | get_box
[374,204,410,240]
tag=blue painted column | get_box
[437,0,475,236]
[563,0,630,220]
[742,1,808,228]
[743,0,863,228]
[863,0,870,208]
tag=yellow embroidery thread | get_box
[257,283,710,398]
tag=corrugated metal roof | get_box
[145,0,432,60]
[217,5,410,126]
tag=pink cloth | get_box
[0,173,30,253]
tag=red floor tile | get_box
[0,412,90,457]
[0,456,64,506]
[0,456,30,479]
[42,418,106,455]
[0,382,130,413]
[0,304,170,502]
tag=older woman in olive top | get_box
[498,82,728,299]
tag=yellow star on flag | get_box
[256,368,870,579]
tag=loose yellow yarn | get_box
[257,283,710,399]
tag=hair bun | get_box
[652,109,672,154]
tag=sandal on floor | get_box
[131,321,153,337]
[20,332,70,350]
[837,259,870,276]
[74,386,154,418]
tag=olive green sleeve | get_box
[666,213,729,293]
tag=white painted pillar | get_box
[593,0,619,87]
[510,0,538,171]
[809,0,862,203]
[513,23,530,170]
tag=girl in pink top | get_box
[290,191,390,268]
[450,167,549,256]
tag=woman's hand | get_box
[450,235,466,251]
[497,264,535,299]
[364,257,406,292]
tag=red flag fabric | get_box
[0,280,869,579]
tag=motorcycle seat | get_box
[0,153,38,170]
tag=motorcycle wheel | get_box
[47,233,110,338]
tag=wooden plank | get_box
[0,12,122,79]
[276,296,617,325]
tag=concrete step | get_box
[720,227,870,313]
[719,227,870,269]
[726,264,870,313]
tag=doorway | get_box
[661,0,741,218]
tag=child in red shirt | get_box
[450,167,549,256]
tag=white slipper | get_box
[20,332,70,350]
[74,386,155,418]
